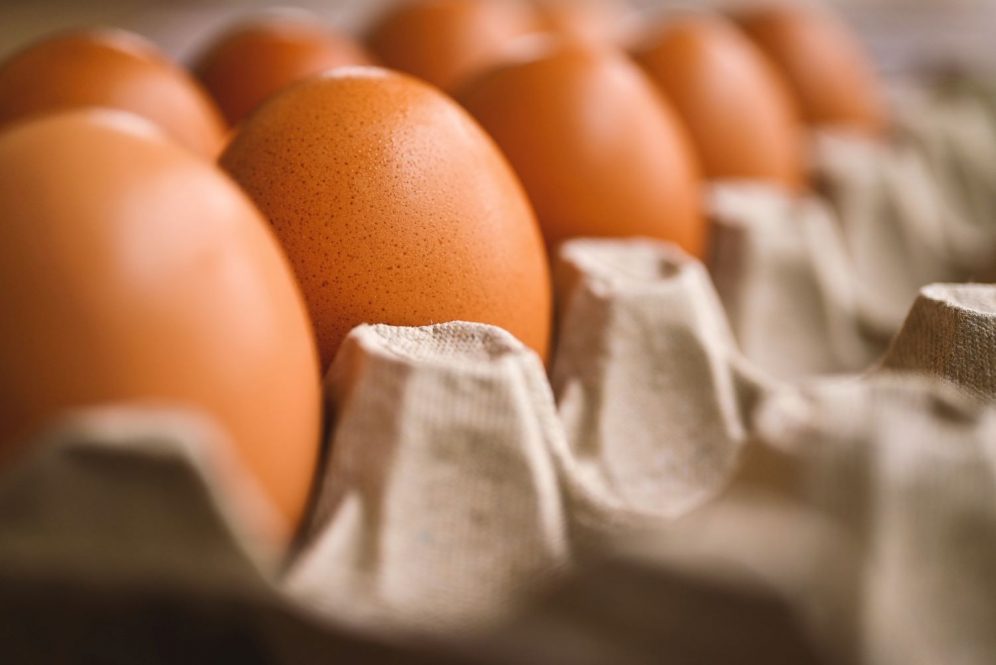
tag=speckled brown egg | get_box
[734,4,888,135]
[0,28,226,157]
[194,14,373,126]
[0,109,321,542]
[366,0,539,90]
[457,42,705,256]
[220,68,551,368]
[632,14,806,189]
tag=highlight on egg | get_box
[0,28,226,157]
[457,42,705,257]
[0,109,322,542]
[193,12,373,126]
[532,0,630,45]
[220,67,552,368]
[366,0,539,90]
[733,3,888,136]
[632,13,806,190]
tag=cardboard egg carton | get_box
[2,84,996,664]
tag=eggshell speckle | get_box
[633,14,806,189]
[194,15,373,126]
[366,0,539,90]
[0,109,322,540]
[734,4,888,135]
[0,28,226,157]
[220,68,552,367]
[458,43,705,256]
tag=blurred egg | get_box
[194,13,373,126]
[632,14,805,189]
[0,28,226,157]
[220,68,551,367]
[366,0,538,90]
[734,4,887,135]
[533,0,629,45]
[0,110,321,541]
[457,43,704,256]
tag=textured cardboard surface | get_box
[288,323,569,635]
[882,283,996,399]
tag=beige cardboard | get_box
[894,86,996,258]
[881,283,996,399]
[708,184,883,377]
[814,89,996,335]
[287,323,570,635]
[1,268,995,665]
[0,406,282,580]
[756,375,996,665]
[550,238,768,544]
[542,374,996,665]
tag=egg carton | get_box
[2,84,996,665]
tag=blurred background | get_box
[1,0,996,78]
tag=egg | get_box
[457,43,704,256]
[0,109,321,540]
[0,28,226,157]
[220,68,551,367]
[734,4,887,135]
[533,0,628,45]
[194,14,373,126]
[632,14,805,189]
[366,0,538,90]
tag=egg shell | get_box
[0,109,322,539]
[632,14,806,189]
[0,28,226,157]
[220,68,552,368]
[194,15,373,126]
[533,0,628,45]
[734,4,887,135]
[457,43,705,256]
[366,0,538,91]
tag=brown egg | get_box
[457,43,704,256]
[734,4,887,135]
[194,14,373,126]
[0,109,321,540]
[632,14,806,189]
[366,0,538,90]
[220,68,551,368]
[533,0,628,45]
[0,28,226,158]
